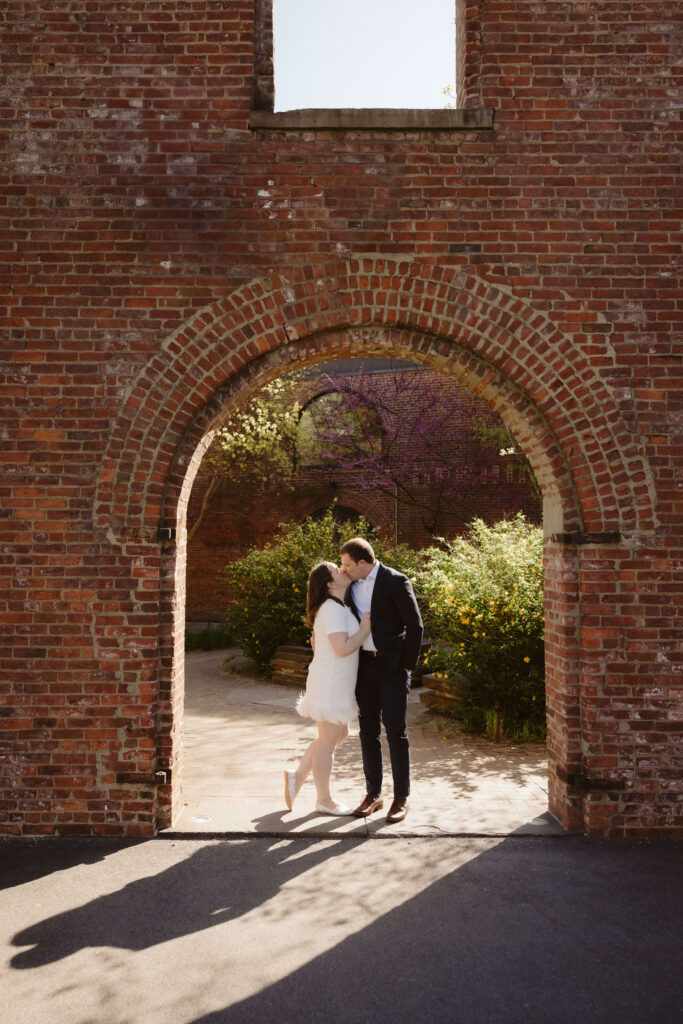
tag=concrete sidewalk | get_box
[170,650,563,837]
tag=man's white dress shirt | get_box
[352,561,379,652]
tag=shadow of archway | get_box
[10,837,349,969]
[7,834,681,1024]
[184,835,682,1024]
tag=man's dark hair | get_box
[340,537,375,564]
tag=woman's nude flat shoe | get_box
[284,770,297,810]
[315,802,353,816]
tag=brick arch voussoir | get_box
[167,325,579,539]
[95,258,655,542]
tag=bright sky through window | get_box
[273,0,456,111]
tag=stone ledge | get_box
[550,531,622,546]
[249,107,494,132]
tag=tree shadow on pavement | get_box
[181,652,550,832]
[9,833,682,1023]
[9,837,350,969]
[0,837,139,890]
[184,835,683,1024]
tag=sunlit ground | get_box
[173,650,558,837]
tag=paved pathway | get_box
[170,650,564,837]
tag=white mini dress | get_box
[296,598,360,725]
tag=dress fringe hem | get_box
[295,692,355,727]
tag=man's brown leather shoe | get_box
[385,798,408,823]
[352,794,384,818]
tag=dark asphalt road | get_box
[1,834,682,1024]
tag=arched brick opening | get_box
[307,494,394,538]
[94,258,657,835]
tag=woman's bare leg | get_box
[312,721,348,805]
[293,737,315,794]
[294,721,348,805]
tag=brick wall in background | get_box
[185,369,542,622]
[1,1,680,836]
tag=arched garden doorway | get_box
[94,257,655,835]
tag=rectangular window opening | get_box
[272,0,457,112]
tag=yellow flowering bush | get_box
[415,515,545,741]
[221,509,420,671]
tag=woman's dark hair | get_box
[305,561,334,628]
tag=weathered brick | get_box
[0,0,680,837]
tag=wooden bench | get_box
[419,673,469,713]
[271,645,312,688]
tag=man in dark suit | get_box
[340,537,423,823]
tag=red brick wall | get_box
[186,370,542,621]
[1,1,680,836]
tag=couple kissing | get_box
[284,537,423,824]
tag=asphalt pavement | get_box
[1,833,681,1024]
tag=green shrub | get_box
[415,515,545,741]
[185,623,235,652]
[221,509,420,671]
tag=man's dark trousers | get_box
[356,649,410,800]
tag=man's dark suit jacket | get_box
[349,562,423,673]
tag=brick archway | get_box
[95,257,656,542]
[93,258,657,834]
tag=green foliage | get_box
[188,377,304,544]
[185,623,235,652]
[221,509,419,671]
[220,509,545,742]
[204,377,302,489]
[415,515,545,741]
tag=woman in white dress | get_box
[284,561,371,816]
